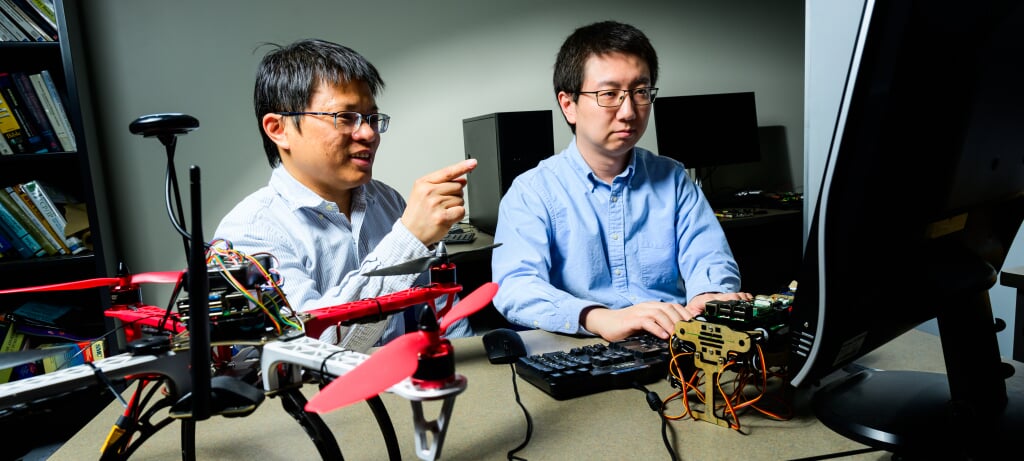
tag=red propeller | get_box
[305,281,499,414]
[0,271,184,294]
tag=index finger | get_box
[422,159,478,184]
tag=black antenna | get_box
[187,165,211,421]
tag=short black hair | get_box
[253,39,384,167]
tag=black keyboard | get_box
[514,335,671,400]
[442,224,477,244]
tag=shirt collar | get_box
[567,137,637,191]
[269,166,366,212]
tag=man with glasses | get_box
[491,21,751,342]
[215,39,475,348]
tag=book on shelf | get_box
[3,184,66,254]
[0,85,26,154]
[0,194,45,258]
[21,179,81,253]
[0,90,15,155]
[10,71,61,152]
[33,70,75,151]
[0,5,27,41]
[0,0,52,41]
[29,72,72,151]
[0,227,13,257]
[0,321,27,383]
[13,0,55,39]
[0,72,48,153]
[16,182,72,253]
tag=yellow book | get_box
[0,322,27,383]
[0,91,21,155]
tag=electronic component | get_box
[514,334,670,400]
[176,255,285,342]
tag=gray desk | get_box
[999,266,1024,362]
[50,329,949,461]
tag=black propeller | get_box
[364,242,502,276]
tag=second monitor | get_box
[462,110,554,234]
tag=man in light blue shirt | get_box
[492,21,751,342]
[215,39,473,349]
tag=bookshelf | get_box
[0,0,118,454]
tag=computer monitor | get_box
[788,0,1024,458]
[653,91,761,170]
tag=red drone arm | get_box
[302,283,462,339]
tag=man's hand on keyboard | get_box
[581,301,698,342]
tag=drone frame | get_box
[0,113,499,461]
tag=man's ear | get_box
[263,113,290,152]
[557,91,577,125]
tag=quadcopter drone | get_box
[0,113,499,461]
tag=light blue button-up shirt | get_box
[214,166,471,350]
[491,138,740,335]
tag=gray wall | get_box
[75,0,806,305]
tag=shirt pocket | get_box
[637,231,678,287]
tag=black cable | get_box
[163,147,191,258]
[506,363,533,461]
[786,447,884,461]
[632,382,679,461]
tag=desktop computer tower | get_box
[462,110,554,234]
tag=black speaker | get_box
[462,111,554,234]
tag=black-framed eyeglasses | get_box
[576,87,658,108]
[276,111,391,133]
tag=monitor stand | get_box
[812,265,1024,459]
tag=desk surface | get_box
[50,329,949,461]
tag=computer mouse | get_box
[482,328,527,364]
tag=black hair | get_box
[253,39,384,167]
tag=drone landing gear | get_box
[278,387,347,460]
[407,376,466,461]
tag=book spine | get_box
[11,71,59,152]
[28,72,71,151]
[0,72,46,153]
[13,0,55,39]
[0,224,13,255]
[0,323,27,383]
[0,90,14,155]
[5,185,64,254]
[0,6,27,41]
[26,0,55,28]
[37,70,75,151]
[13,182,69,253]
[0,83,27,154]
[0,197,44,257]
[21,179,66,230]
[0,184,57,254]
[0,0,49,41]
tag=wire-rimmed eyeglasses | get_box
[576,87,658,108]
[276,111,391,133]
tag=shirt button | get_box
[615,269,622,276]
[564,322,571,329]
[612,234,619,240]
[611,196,618,202]
[326,204,336,212]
